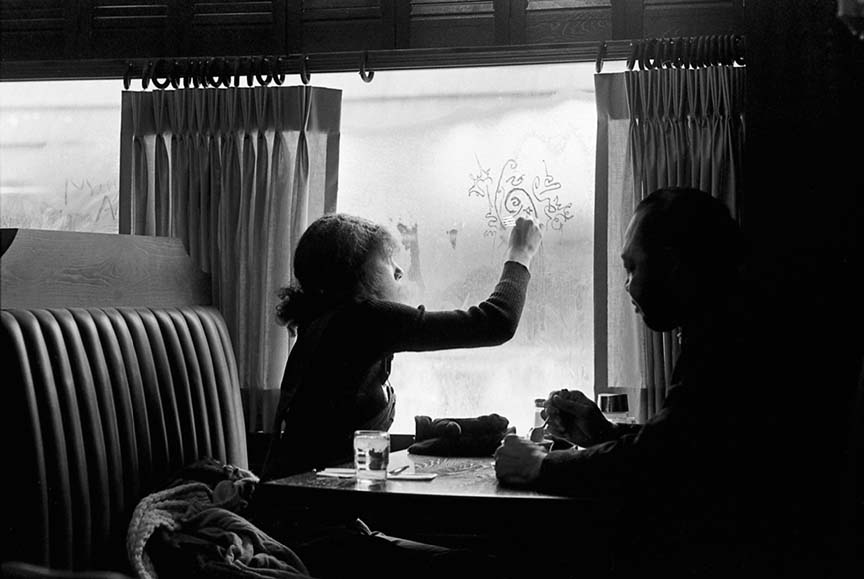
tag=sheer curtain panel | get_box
[120,86,342,432]
[594,66,745,420]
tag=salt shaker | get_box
[533,398,546,428]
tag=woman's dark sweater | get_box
[262,260,531,480]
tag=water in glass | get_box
[354,430,390,480]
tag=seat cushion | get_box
[1,307,247,573]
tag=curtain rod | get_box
[0,35,744,86]
[0,42,628,84]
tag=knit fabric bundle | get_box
[408,413,516,456]
[126,459,311,579]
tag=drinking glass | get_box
[353,430,390,480]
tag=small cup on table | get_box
[354,430,390,480]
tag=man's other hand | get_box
[542,389,614,447]
[494,434,546,486]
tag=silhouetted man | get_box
[495,187,757,578]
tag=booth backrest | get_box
[1,306,247,573]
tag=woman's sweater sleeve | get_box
[358,261,531,354]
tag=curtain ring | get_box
[123,62,132,90]
[231,58,240,88]
[704,36,714,67]
[244,57,255,87]
[123,62,134,90]
[255,57,273,87]
[672,37,685,68]
[197,59,211,88]
[299,54,311,85]
[180,60,191,89]
[272,56,286,85]
[152,59,172,90]
[658,38,670,69]
[202,59,214,87]
[141,61,154,89]
[626,41,638,71]
[359,51,375,82]
[217,57,233,88]
[702,36,712,67]
[197,59,208,88]
[721,35,733,66]
[682,37,692,69]
[694,36,705,68]
[207,57,223,87]
[709,35,720,66]
[594,41,606,74]
[231,58,241,88]
[734,35,746,65]
[689,36,700,68]
[169,60,181,89]
[187,60,199,88]
[717,35,728,66]
[640,38,655,70]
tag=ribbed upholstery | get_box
[1,307,247,574]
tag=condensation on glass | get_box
[318,63,596,434]
[0,66,597,434]
[0,80,122,233]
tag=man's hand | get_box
[542,389,614,448]
[494,434,546,486]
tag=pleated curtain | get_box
[121,86,342,432]
[594,66,746,420]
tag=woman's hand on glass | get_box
[506,217,542,268]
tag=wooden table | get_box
[258,450,617,574]
[262,450,571,500]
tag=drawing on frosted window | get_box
[446,227,459,249]
[0,178,119,233]
[395,221,425,293]
[468,157,574,238]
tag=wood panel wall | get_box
[0,0,743,79]
[741,0,863,572]
[0,229,211,308]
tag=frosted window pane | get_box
[0,80,121,233]
[315,63,596,435]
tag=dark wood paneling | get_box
[0,0,747,79]
[186,0,285,56]
[524,0,612,44]
[743,1,863,574]
[643,0,736,38]
[610,0,642,39]
[392,0,411,47]
[302,0,391,51]
[0,229,211,308]
[86,0,174,58]
[409,0,496,48]
[0,0,70,59]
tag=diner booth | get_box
[1,2,861,578]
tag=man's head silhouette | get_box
[621,187,744,332]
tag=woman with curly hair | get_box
[262,212,541,480]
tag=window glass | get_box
[0,80,121,233]
[316,63,596,434]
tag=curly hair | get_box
[275,213,398,332]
